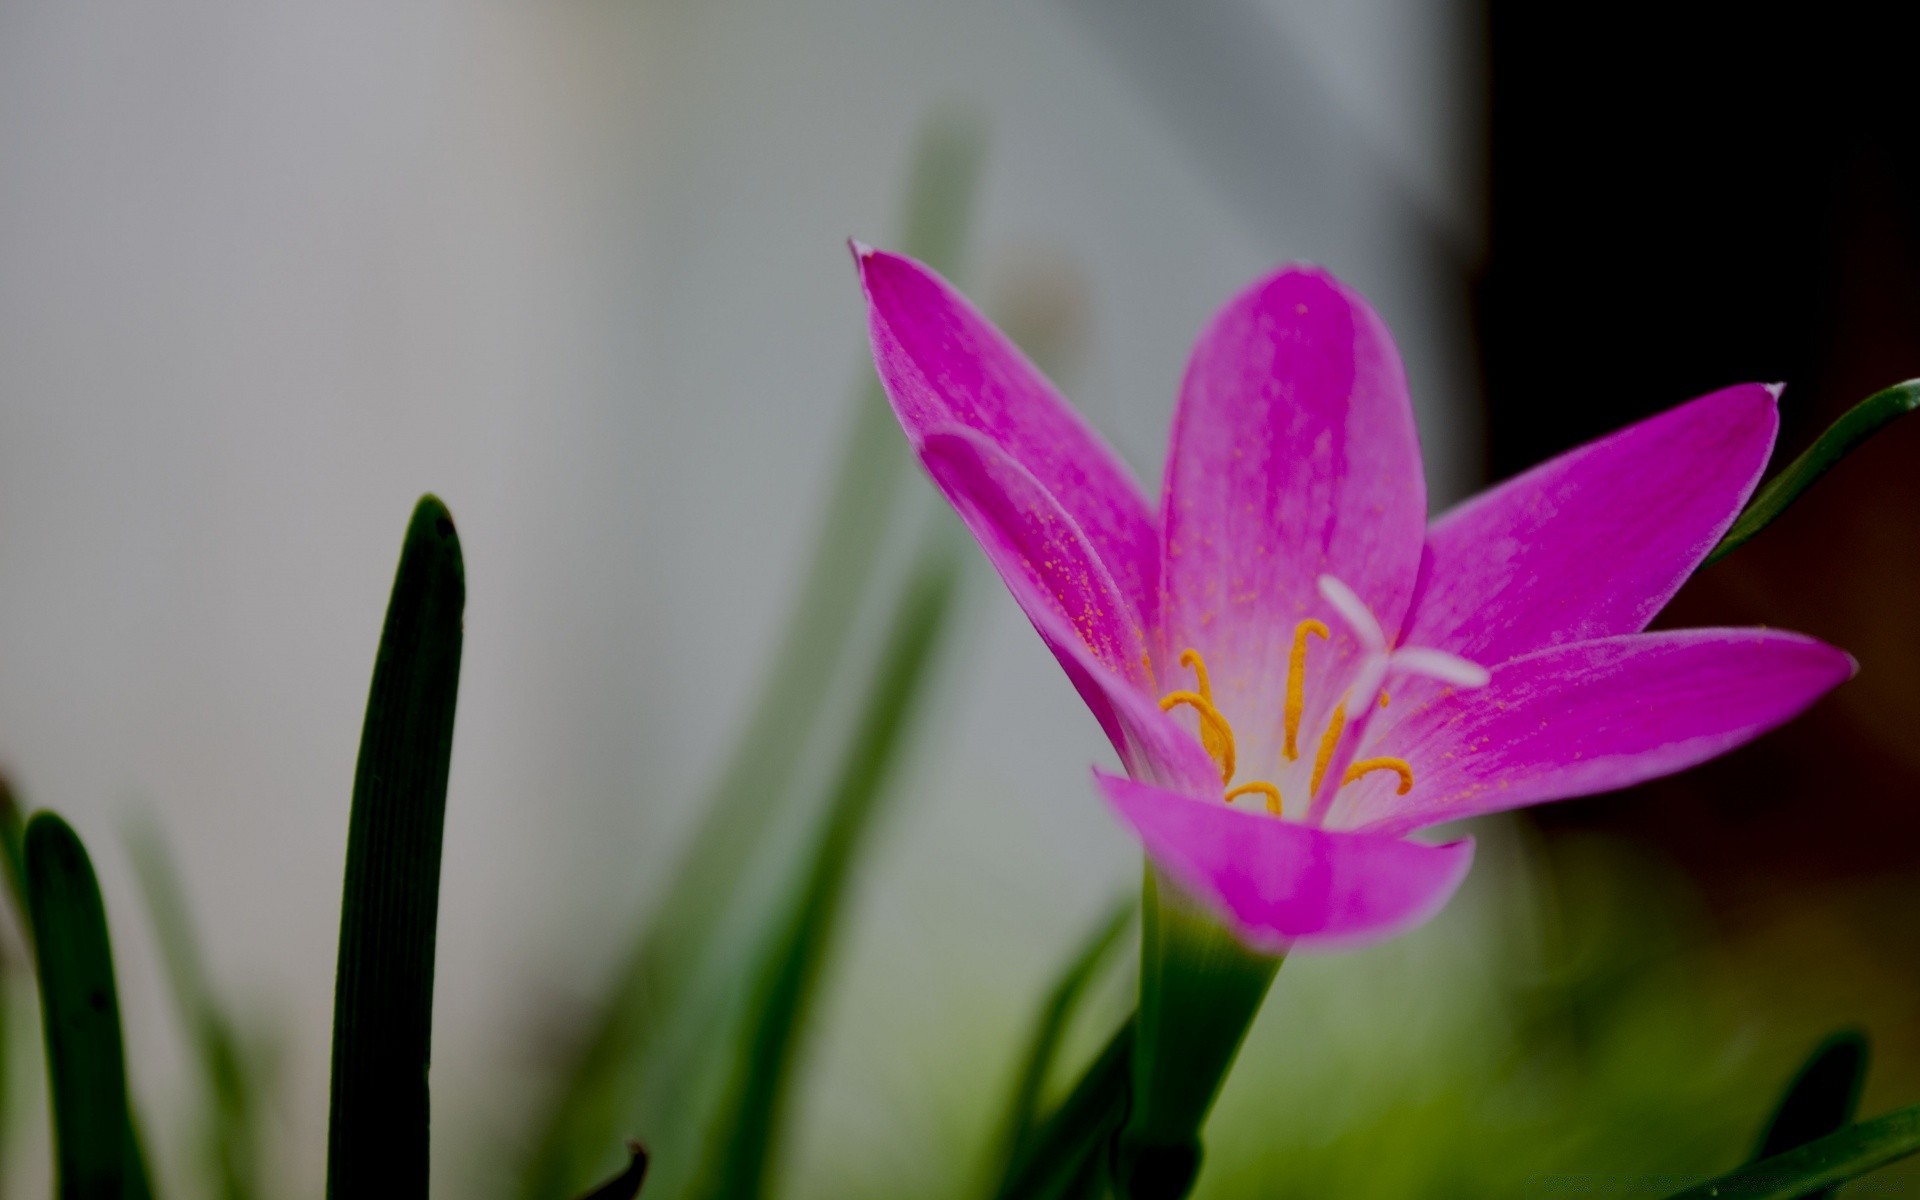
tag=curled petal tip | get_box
[1764,381,1787,402]
[848,237,877,262]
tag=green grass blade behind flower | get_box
[0,777,29,931]
[691,543,961,1200]
[326,495,465,1199]
[986,898,1134,1191]
[1707,379,1920,566]
[24,812,152,1200]
[995,1016,1135,1200]
[1664,1101,1920,1200]
[515,112,985,1199]
[124,812,262,1200]
[1749,1029,1869,1200]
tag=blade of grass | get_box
[1664,1100,1920,1200]
[125,812,262,1200]
[995,1016,1135,1200]
[986,898,1134,1191]
[326,495,465,1199]
[1706,379,1920,566]
[690,542,962,1200]
[516,111,985,1198]
[24,811,152,1200]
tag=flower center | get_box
[1159,629,1413,818]
[1158,574,1490,822]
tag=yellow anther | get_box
[1342,757,1415,795]
[1224,780,1284,815]
[1159,689,1236,784]
[1164,649,1234,782]
[1308,700,1346,796]
[1283,619,1330,761]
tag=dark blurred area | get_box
[1482,0,1920,1100]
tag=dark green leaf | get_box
[126,812,263,1200]
[24,812,152,1200]
[515,112,985,1200]
[995,1016,1135,1200]
[576,1142,649,1200]
[1749,1028,1868,1200]
[1664,1101,1920,1200]
[1707,379,1920,566]
[690,545,961,1200]
[326,495,464,1200]
[987,897,1133,1189]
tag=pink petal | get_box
[855,245,1161,630]
[1339,628,1855,836]
[1405,383,1778,663]
[1097,770,1473,952]
[921,429,1219,797]
[1158,265,1427,755]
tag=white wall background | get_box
[0,1,1484,1194]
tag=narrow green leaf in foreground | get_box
[995,1017,1135,1200]
[1749,1028,1868,1200]
[326,495,465,1199]
[1707,379,1920,566]
[692,545,962,1200]
[1663,1101,1920,1200]
[126,812,264,1200]
[25,812,152,1200]
[987,897,1134,1190]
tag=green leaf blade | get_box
[690,545,961,1200]
[326,494,465,1199]
[1707,379,1920,566]
[1665,1101,1920,1200]
[24,812,150,1200]
[995,1016,1135,1200]
[987,897,1133,1190]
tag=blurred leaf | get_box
[1118,870,1279,1200]
[516,111,985,1199]
[691,545,961,1200]
[1664,1101,1920,1199]
[1,776,29,935]
[1748,1028,1868,1200]
[326,495,465,1199]
[996,1016,1135,1200]
[577,1142,649,1200]
[24,811,152,1200]
[987,897,1133,1190]
[125,811,263,1200]
[1706,379,1920,566]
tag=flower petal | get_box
[856,245,1161,629]
[1159,265,1427,759]
[921,429,1218,796]
[1340,628,1855,835]
[1405,383,1779,663]
[1097,770,1473,952]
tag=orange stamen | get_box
[1342,757,1414,795]
[1159,687,1236,784]
[1308,700,1347,796]
[1283,619,1330,761]
[1225,781,1283,815]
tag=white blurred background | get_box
[0,1,1485,1193]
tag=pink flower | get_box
[854,245,1853,952]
